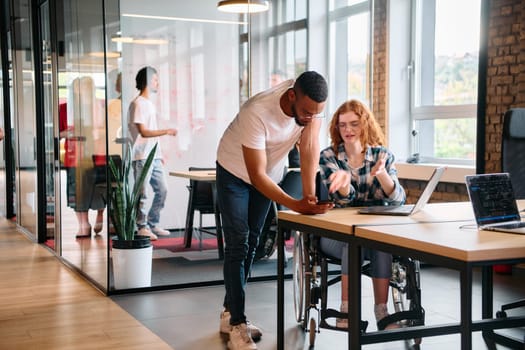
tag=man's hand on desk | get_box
[289,194,334,215]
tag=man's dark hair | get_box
[135,66,158,92]
[294,71,328,103]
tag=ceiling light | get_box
[217,0,269,13]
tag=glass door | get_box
[12,0,37,236]
[38,0,57,250]
[57,0,109,291]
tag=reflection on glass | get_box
[0,30,4,216]
[13,0,37,236]
[116,0,299,289]
[40,0,56,250]
[59,0,108,290]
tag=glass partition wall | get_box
[59,0,322,292]
[2,0,336,293]
[108,0,318,291]
[55,0,112,289]
[115,0,244,290]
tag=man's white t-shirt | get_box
[128,95,162,161]
[217,79,303,184]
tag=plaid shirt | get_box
[319,144,406,207]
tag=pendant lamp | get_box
[217,0,269,13]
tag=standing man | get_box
[216,71,333,350]
[128,66,177,241]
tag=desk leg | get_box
[348,242,361,349]
[481,266,497,347]
[184,188,195,248]
[460,266,473,350]
[277,225,285,350]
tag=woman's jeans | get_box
[320,237,392,278]
[216,162,272,326]
[133,159,168,229]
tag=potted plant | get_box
[108,143,157,289]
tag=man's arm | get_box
[243,143,330,214]
[136,123,177,138]
[298,118,322,198]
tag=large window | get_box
[411,0,480,164]
[249,0,308,96]
[329,0,371,109]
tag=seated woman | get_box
[318,99,406,329]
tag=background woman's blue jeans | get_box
[216,162,272,326]
[133,158,167,229]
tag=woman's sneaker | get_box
[336,301,348,328]
[375,303,400,330]
[220,310,262,340]
[228,323,257,350]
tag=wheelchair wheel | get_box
[392,287,407,314]
[391,258,423,346]
[309,317,316,347]
[391,260,408,316]
[293,231,306,324]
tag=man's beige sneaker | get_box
[220,310,262,340]
[227,323,257,350]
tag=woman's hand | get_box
[328,170,351,196]
[371,153,387,177]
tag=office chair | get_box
[496,108,525,348]
[502,108,525,199]
[185,167,223,255]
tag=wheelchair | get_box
[292,230,425,347]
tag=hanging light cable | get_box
[217,0,269,14]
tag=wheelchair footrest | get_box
[377,308,425,330]
[320,308,368,333]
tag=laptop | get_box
[465,173,525,234]
[358,166,446,216]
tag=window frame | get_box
[409,0,479,166]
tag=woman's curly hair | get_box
[329,99,385,153]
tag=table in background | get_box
[169,169,223,259]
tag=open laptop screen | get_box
[465,173,521,225]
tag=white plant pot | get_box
[112,244,153,289]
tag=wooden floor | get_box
[0,218,173,350]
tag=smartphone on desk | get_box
[317,199,334,205]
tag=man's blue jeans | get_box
[133,158,167,229]
[216,162,272,326]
